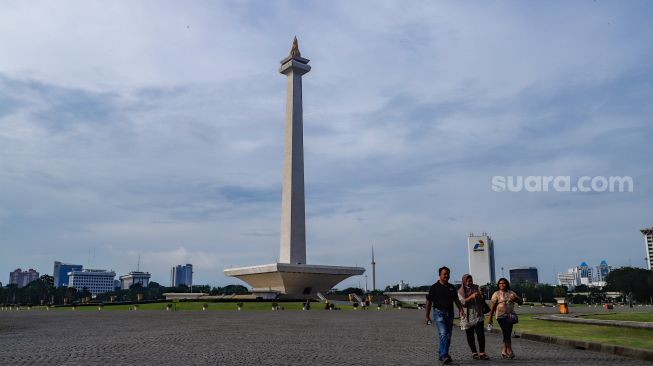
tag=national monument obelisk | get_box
[224,38,364,296]
[279,37,308,265]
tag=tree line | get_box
[379,267,653,304]
[0,274,248,305]
[605,267,653,303]
[3,267,651,305]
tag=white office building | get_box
[557,272,578,289]
[467,233,496,285]
[578,262,593,281]
[119,271,151,290]
[68,269,116,296]
[557,261,610,289]
[642,227,653,270]
[595,260,612,282]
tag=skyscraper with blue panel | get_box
[53,261,83,288]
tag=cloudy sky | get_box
[1,1,652,289]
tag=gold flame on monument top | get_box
[290,36,301,58]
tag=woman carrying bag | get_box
[458,274,490,360]
[488,278,523,359]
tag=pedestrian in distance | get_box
[488,278,523,359]
[458,274,489,360]
[425,266,466,365]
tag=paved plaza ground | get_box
[0,309,650,365]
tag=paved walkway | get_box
[0,310,650,365]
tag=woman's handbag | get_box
[482,301,491,314]
[508,312,519,324]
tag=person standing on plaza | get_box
[425,266,466,365]
[488,278,523,359]
[458,274,489,360]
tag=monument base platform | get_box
[224,263,364,296]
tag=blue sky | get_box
[1,1,652,288]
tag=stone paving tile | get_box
[0,309,650,365]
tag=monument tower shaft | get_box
[223,38,365,296]
[279,38,310,264]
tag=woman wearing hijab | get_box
[458,274,489,360]
[489,278,523,359]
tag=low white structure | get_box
[163,293,210,300]
[68,269,116,296]
[385,292,428,306]
[119,271,151,290]
[162,293,255,300]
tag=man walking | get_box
[425,266,466,364]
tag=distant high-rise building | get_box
[557,272,578,290]
[557,260,610,289]
[467,233,496,285]
[53,261,83,288]
[9,268,40,288]
[68,269,116,296]
[578,262,593,282]
[398,280,409,291]
[642,227,653,270]
[119,271,151,290]
[9,269,21,286]
[171,264,193,287]
[509,267,539,284]
[595,260,611,282]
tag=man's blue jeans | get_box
[434,309,453,360]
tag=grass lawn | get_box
[46,302,366,311]
[512,314,653,350]
[581,313,653,323]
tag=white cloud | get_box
[0,2,651,288]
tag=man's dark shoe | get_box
[443,356,453,364]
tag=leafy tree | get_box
[145,282,164,300]
[79,287,92,302]
[193,285,211,294]
[1,284,19,304]
[384,284,399,292]
[411,285,431,292]
[571,294,589,304]
[606,267,653,302]
[553,286,567,298]
[574,284,590,293]
[512,282,557,303]
[334,287,364,295]
[212,285,248,295]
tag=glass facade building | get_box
[509,267,539,284]
[171,264,193,287]
[53,261,83,288]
